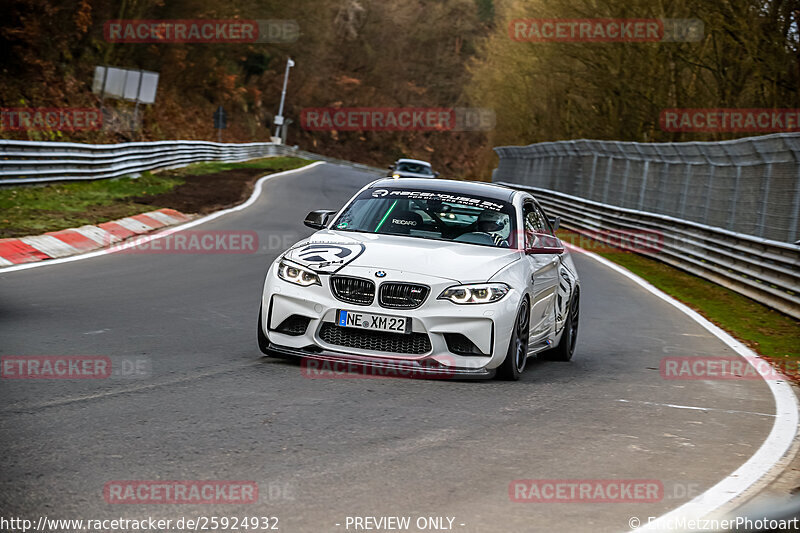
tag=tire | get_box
[496,299,530,381]
[257,307,271,355]
[540,290,579,362]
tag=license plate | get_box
[337,310,410,334]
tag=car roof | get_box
[369,177,517,203]
[395,158,431,166]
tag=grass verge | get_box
[0,156,311,238]
[159,158,309,177]
[558,229,799,366]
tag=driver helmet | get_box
[477,209,507,233]
[477,209,510,246]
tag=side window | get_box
[525,202,547,227]
[535,205,555,236]
[523,202,560,250]
[522,203,546,248]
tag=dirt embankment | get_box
[132,168,278,215]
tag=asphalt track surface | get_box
[0,163,784,532]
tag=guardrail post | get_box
[656,162,670,214]
[679,163,692,218]
[727,166,743,233]
[757,163,773,238]
[637,160,650,210]
[587,153,599,200]
[553,155,564,192]
[546,156,556,189]
[527,157,536,184]
[602,157,614,204]
[703,165,716,225]
[619,159,631,207]
[790,163,800,243]
[532,156,542,186]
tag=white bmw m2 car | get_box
[258,178,579,380]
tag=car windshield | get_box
[395,162,433,174]
[332,188,517,248]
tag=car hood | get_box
[282,230,520,283]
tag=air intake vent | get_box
[379,283,429,309]
[331,276,375,305]
[319,323,431,355]
[274,315,311,336]
[444,333,487,356]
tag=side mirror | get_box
[525,233,564,255]
[548,216,560,231]
[526,245,564,255]
[304,209,336,230]
[387,165,394,170]
[434,171,441,177]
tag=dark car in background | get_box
[387,158,440,179]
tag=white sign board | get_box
[138,71,159,104]
[104,68,127,99]
[123,70,141,101]
[92,66,159,104]
[92,66,106,94]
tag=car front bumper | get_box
[261,263,520,375]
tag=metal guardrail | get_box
[0,140,386,185]
[0,140,291,185]
[494,133,800,244]
[498,182,800,320]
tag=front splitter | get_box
[267,343,495,380]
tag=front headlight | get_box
[391,173,401,179]
[438,283,510,304]
[277,260,321,287]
